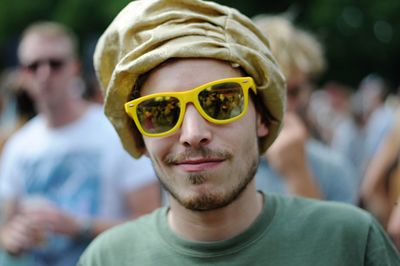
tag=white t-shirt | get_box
[0,104,156,219]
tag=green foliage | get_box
[0,0,56,42]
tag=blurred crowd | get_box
[0,9,399,266]
[252,14,400,250]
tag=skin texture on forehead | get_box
[140,58,245,96]
[140,58,268,212]
[18,34,74,65]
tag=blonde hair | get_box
[17,21,78,60]
[253,15,326,80]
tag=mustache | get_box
[164,146,232,165]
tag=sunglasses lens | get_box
[24,59,65,73]
[137,96,181,134]
[198,82,244,120]
[26,62,39,72]
[49,59,65,70]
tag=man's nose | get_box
[179,104,212,148]
[34,62,52,81]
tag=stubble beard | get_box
[153,147,259,212]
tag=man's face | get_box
[18,34,79,108]
[286,70,310,113]
[140,58,268,211]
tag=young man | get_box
[79,0,400,265]
[0,22,160,266]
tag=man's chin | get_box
[180,192,232,212]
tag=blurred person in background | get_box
[330,90,367,180]
[253,15,358,203]
[331,74,396,184]
[359,74,395,170]
[308,81,354,145]
[0,21,160,266]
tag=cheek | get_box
[226,105,262,149]
[55,72,74,88]
[143,136,173,161]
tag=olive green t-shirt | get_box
[78,193,400,265]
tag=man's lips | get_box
[174,158,225,172]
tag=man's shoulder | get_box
[82,104,112,130]
[272,194,372,229]
[82,104,124,140]
[266,194,400,264]
[2,116,44,150]
[267,195,375,248]
[80,207,165,262]
[101,207,162,239]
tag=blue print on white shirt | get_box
[22,151,101,216]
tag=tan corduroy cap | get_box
[94,0,286,158]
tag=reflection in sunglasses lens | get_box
[199,83,244,120]
[137,97,180,133]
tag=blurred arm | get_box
[360,121,400,224]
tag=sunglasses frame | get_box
[125,76,256,137]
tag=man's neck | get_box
[167,180,263,242]
[39,98,89,128]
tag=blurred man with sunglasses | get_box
[79,0,399,265]
[0,22,161,266]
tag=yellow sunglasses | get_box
[125,77,256,137]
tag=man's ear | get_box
[256,114,269,138]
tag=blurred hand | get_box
[0,212,48,255]
[265,112,308,176]
[264,112,321,199]
[0,200,82,256]
[20,203,80,237]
